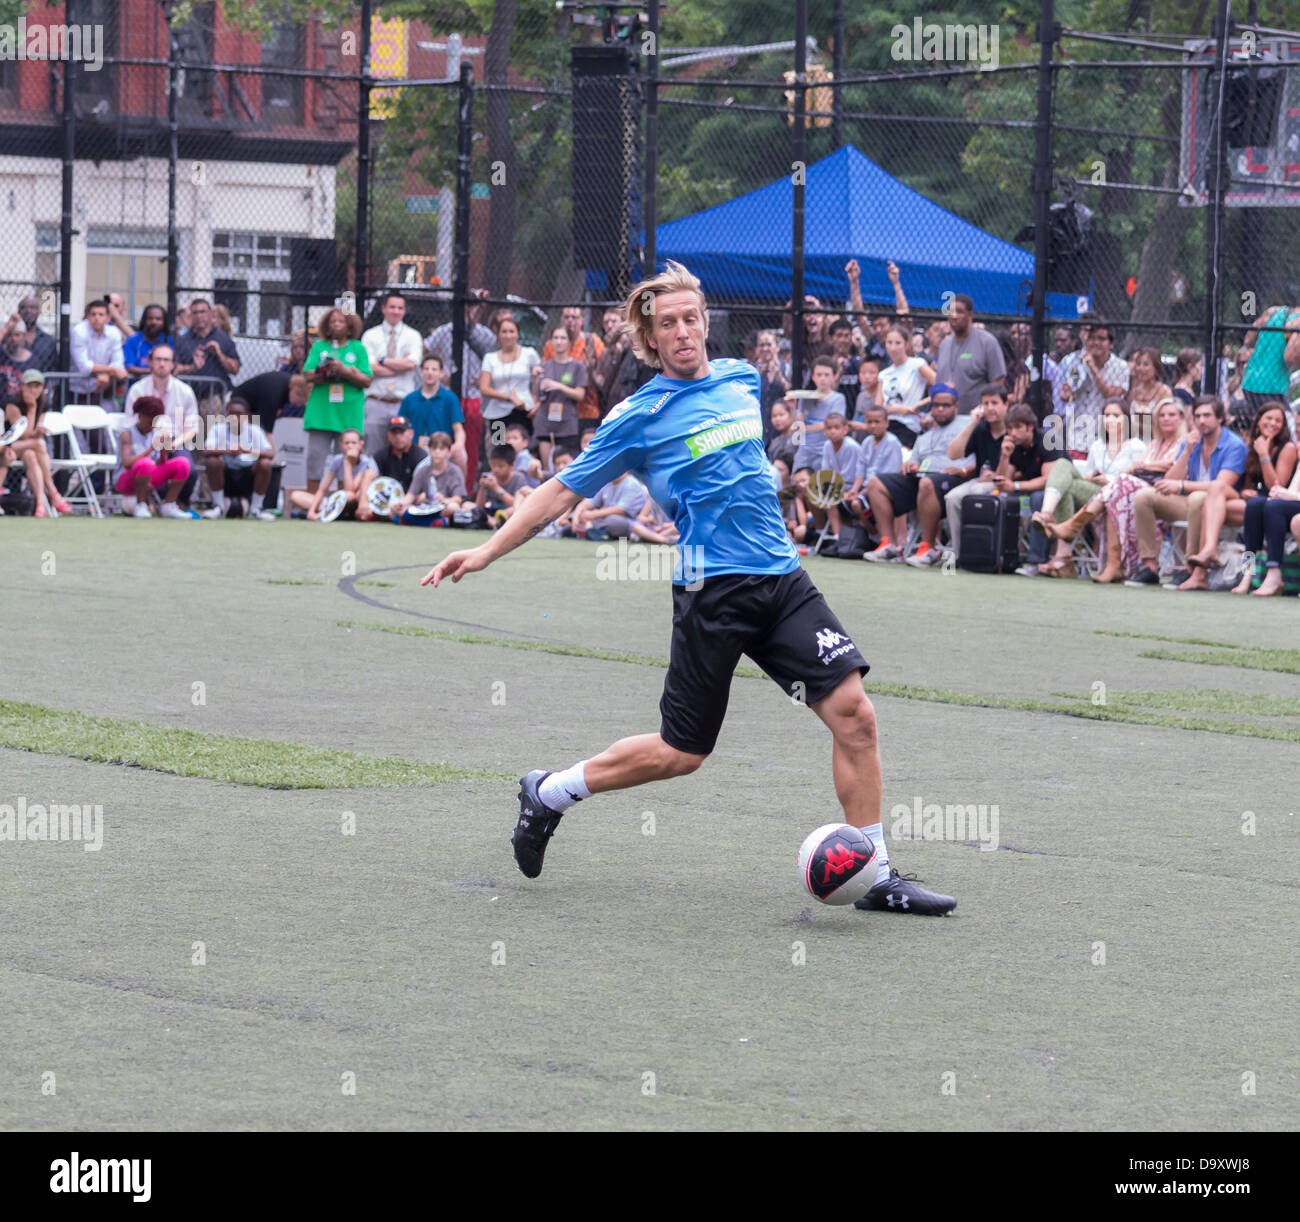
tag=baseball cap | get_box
[930,383,958,400]
[387,416,412,430]
[20,369,45,384]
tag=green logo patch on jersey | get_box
[683,415,763,459]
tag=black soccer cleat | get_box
[512,770,565,879]
[855,868,956,916]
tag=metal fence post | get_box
[643,0,659,279]
[1203,0,1232,395]
[59,57,76,368]
[832,0,844,150]
[451,61,474,404]
[357,0,373,298]
[1030,0,1056,421]
[791,0,807,390]
[167,4,179,325]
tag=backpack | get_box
[836,522,872,559]
[1,467,34,516]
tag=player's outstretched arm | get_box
[421,476,583,587]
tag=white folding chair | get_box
[43,410,109,518]
[62,404,124,517]
[1070,528,1100,578]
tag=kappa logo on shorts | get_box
[815,627,855,665]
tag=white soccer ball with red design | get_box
[797,822,877,906]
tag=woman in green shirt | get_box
[1239,304,1300,425]
[303,308,373,491]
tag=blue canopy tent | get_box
[650,145,1083,318]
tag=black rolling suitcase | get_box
[958,492,1021,573]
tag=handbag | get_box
[1248,542,1300,595]
[1206,541,1252,591]
[450,505,488,529]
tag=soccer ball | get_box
[797,823,878,906]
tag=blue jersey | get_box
[557,359,800,584]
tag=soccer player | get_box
[423,262,955,915]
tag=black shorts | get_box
[222,463,257,498]
[875,471,964,515]
[887,420,919,446]
[659,567,869,756]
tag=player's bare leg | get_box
[511,735,705,877]
[809,672,881,829]
[811,671,955,915]
[584,734,706,790]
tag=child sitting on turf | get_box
[784,466,815,546]
[289,427,378,521]
[476,442,529,525]
[570,471,648,539]
[849,404,905,521]
[817,411,862,541]
[503,421,544,487]
[537,448,578,536]
[630,496,680,545]
[791,356,847,472]
[393,431,467,524]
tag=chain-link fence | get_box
[8,0,1299,409]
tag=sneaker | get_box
[1164,568,1191,585]
[121,495,138,516]
[201,504,225,520]
[905,546,944,568]
[1123,566,1160,587]
[864,542,902,563]
[854,868,956,916]
[133,503,152,519]
[1014,563,1041,577]
[159,502,187,519]
[511,770,565,879]
[251,509,277,521]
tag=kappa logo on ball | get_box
[820,842,869,883]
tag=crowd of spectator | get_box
[4,272,1300,598]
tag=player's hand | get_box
[422,547,489,587]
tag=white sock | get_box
[211,489,226,510]
[862,822,891,887]
[250,492,264,513]
[1040,488,1062,517]
[539,762,591,813]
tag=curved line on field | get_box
[336,565,553,642]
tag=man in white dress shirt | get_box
[361,292,424,454]
[69,299,126,403]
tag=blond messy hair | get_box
[623,260,706,370]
